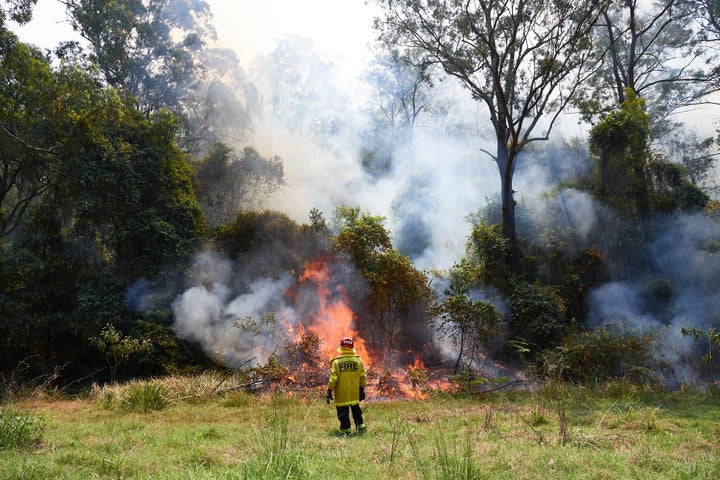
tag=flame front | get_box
[295,257,371,366]
[282,256,459,400]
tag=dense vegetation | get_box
[1,0,720,398]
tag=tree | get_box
[589,89,652,218]
[430,259,501,373]
[250,37,342,141]
[0,28,60,237]
[90,323,152,383]
[589,88,708,217]
[63,0,255,154]
[331,206,392,276]
[0,0,37,25]
[364,49,435,145]
[578,1,720,206]
[374,0,605,270]
[585,1,708,112]
[331,206,432,349]
[0,26,207,377]
[64,0,212,109]
[193,142,285,227]
[361,50,437,177]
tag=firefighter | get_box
[326,337,367,436]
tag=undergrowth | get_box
[0,407,45,451]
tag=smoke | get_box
[169,250,297,367]
[169,5,720,384]
[581,211,720,385]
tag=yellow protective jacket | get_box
[327,347,366,407]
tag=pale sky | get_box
[211,1,378,69]
[13,0,379,76]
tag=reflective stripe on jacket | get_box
[327,347,366,406]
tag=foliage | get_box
[0,0,38,25]
[509,281,569,357]
[90,324,152,384]
[647,156,709,212]
[0,22,206,382]
[374,0,604,262]
[250,36,342,140]
[466,222,512,295]
[430,260,501,373]
[331,206,392,274]
[248,355,289,385]
[577,0,712,131]
[681,326,720,379]
[0,407,44,451]
[367,249,431,348]
[281,331,326,387]
[331,206,432,350]
[589,89,651,217]
[0,28,74,237]
[64,0,255,154]
[192,142,285,227]
[212,210,307,278]
[360,49,436,175]
[540,326,661,384]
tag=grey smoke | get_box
[584,212,720,385]
[171,250,298,367]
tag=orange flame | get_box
[296,257,371,366]
[282,256,461,399]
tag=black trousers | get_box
[336,404,364,431]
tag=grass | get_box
[1,375,719,479]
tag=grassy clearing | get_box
[1,375,719,479]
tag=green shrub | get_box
[120,382,169,413]
[0,407,45,450]
[509,281,568,356]
[540,326,661,384]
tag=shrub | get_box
[0,407,45,450]
[540,326,661,384]
[509,281,568,356]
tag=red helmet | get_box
[340,337,354,348]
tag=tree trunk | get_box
[496,142,520,272]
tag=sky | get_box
[210,0,379,71]
[14,0,379,76]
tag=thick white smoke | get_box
[171,250,298,367]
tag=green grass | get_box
[1,376,719,479]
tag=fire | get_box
[280,256,457,400]
[293,257,371,366]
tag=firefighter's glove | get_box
[326,389,333,404]
[359,386,365,401]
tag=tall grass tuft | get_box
[0,406,45,450]
[240,395,309,478]
[120,381,169,413]
[435,432,477,480]
[409,426,479,480]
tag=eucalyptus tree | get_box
[193,142,285,227]
[374,0,606,270]
[62,0,255,154]
[364,49,435,146]
[579,0,715,134]
[250,36,342,141]
[331,206,432,349]
[579,1,717,210]
[63,0,212,110]
[0,0,37,25]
